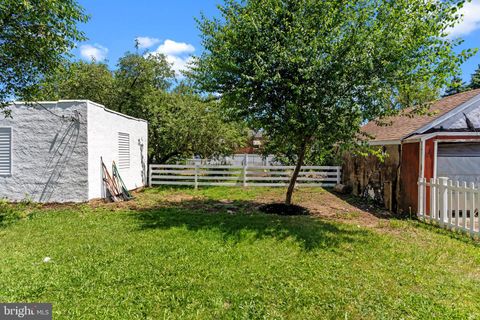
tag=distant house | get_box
[236,130,264,155]
[0,100,148,203]
[343,89,480,214]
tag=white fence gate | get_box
[418,177,480,236]
[149,164,341,188]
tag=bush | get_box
[0,200,22,227]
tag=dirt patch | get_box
[254,188,395,230]
[259,203,309,216]
[84,187,399,233]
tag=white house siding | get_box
[87,101,148,200]
[0,101,89,202]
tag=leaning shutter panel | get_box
[0,128,12,175]
[118,132,130,170]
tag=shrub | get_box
[0,200,24,227]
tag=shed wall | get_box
[0,102,89,202]
[342,145,401,211]
[398,142,420,215]
[87,102,148,200]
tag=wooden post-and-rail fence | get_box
[149,164,342,188]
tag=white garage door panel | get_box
[437,143,480,183]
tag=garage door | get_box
[437,142,480,183]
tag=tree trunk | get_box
[285,139,308,205]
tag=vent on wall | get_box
[0,127,12,176]
[118,132,130,170]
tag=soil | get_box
[83,187,397,232]
[259,203,309,216]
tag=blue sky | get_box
[75,0,480,82]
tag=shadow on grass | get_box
[409,219,480,246]
[325,189,395,220]
[132,198,373,251]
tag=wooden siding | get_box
[342,145,401,211]
[399,142,420,215]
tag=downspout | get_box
[395,143,402,213]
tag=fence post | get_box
[194,163,199,190]
[463,181,468,231]
[417,177,424,219]
[469,182,475,236]
[336,167,341,184]
[148,165,152,187]
[438,177,449,227]
[243,161,248,187]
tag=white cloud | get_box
[448,0,480,37]
[135,36,160,49]
[80,44,108,61]
[150,39,196,77]
[165,55,195,75]
[156,39,195,56]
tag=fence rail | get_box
[418,177,480,237]
[149,164,341,188]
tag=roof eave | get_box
[368,139,402,146]
[411,93,480,136]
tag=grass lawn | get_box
[0,187,479,319]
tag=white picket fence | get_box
[418,177,480,236]
[149,164,341,188]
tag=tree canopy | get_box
[29,53,246,163]
[469,65,480,90]
[0,0,88,109]
[35,60,115,107]
[191,0,475,204]
[443,75,468,97]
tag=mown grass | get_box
[0,187,479,319]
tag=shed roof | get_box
[361,89,480,144]
[10,100,148,123]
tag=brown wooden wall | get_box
[342,145,401,211]
[398,142,420,215]
[344,136,480,215]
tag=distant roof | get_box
[362,89,480,143]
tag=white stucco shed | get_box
[0,100,148,203]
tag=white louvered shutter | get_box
[0,127,12,175]
[118,132,130,170]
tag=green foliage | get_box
[191,0,476,202]
[112,53,246,163]
[0,199,37,227]
[113,52,175,116]
[0,200,21,227]
[0,187,479,318]
[28,52,247,163]
[146,91,247,163]
[469,64,480,89]
[443,76,468,97]
[0,0,88,108]
[35,61,115,107]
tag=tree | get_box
[27,52,247,163]
[469,65,480,89]
[191,0,475,204]
[146,91,247,163]
[34,61,115,108]
[113,52,175,117]
[443,76,467,97]
[113,53,246,163]
[0,0,88,109]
